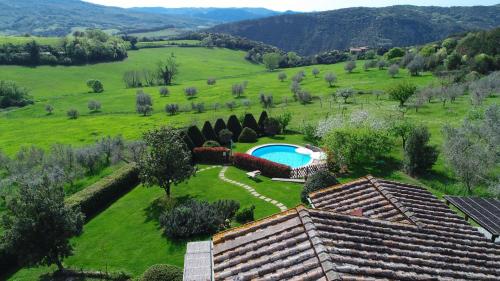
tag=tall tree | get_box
[139,127,195,197]
[388,81,416,107]
[157,56,179,85]
[403,126,438,176]
[262,53,281,71]
[1,176,84,271]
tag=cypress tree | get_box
[202,121,218,141]
[242,113,259,133]
[214,118,227,137]
[187,125,206,147]
[227,115,242,142]
[257,111,269,135]
[180,130,196,151]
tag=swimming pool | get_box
[248,144,313,168]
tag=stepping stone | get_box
[259,196,266,200]
[271,200,278,204]
[265,198,271,202]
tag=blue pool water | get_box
[251,145,311,168]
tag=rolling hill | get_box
[209,5,500,55]
[127,7,288,24]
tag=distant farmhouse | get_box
[183,176,500,280]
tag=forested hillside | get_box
[210,5,500,55]
[0,0,210,36]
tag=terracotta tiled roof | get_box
[309,176,478,234]
[196,176,500,280]
[212,206,500,280]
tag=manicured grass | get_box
[7,165,278,280]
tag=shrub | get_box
[160,199,239,238]
[136,91,153,116]
[238,127,258,143]
[257,111,268,135]
[236,205,255,224]
[184,87,198,98]
[193,147,230,164]
[201,121,218,141]
[227,115,242,142]
[86,79,104,93]
[159,87,169,97]
[242,113,259,132]
[404,126,438,176]
[301,170,339,203]
[165,103,179,115]
[87,100,101,112]
[213,118,227,136]
[218,129,233,145]
[232,153,291,178]
[388,64,399,78]
[66,164,139,219]
[344,60,356,73]
[388,81,417,107]
[67,108,79,119]
[202,140,221,147]
[141,264,182,281]
[264,117,282,136]
[207,78,216,85]
[45,104,54,114]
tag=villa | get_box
[183,176,500,280]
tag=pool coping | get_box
[246,143,315,168]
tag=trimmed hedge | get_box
[242,113,259,132]
[238,127,258,143]
[213,118,227,137]
[232,153,291,178]
[66,163,139,220]
[180,131,196,151]
[257,111,268,135]
[141,264,183,281]
[201,121,218,141]
[227,115,242,142]
[193,147,230,164]
[203,140,221,147]
[187,125,205,147]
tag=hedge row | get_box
[232,153,291,178]
[0,246,17,279]
[66,163,139,220]
[193,147,230,164]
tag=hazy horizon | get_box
[84,0,500,12]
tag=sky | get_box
[84,0,500,12]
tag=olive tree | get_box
[336,88,355,104]
[324,72,337,87]
[312,68,320,78]
[278,72,287,82]
[388,81,416,107]
[86,79,103,93]
[388,64,399,78]
[344,60,356,73]
[136,90,153,116]
[1,176,84,271]
[87,100,101,112]
[138,127,195,197]
[403,126,438,176]
[231,83,245,98]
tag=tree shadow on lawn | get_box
[345,157,401,179]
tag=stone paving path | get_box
[218,166,287,211]
[196,165,222,173]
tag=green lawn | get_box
[7,165,280,280]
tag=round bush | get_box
[238,127,258,143]
[301,170,339,203]
[203,140,221,147]
[218,129,233,145]
[141,264,182,281]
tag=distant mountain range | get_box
[0,0,284,36]
[209,5,500,55]
[127,7,291,25]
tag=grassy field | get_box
[0,36,62,46]
[136,40,201,48]
[128,28,191,38]
[0,46,440,155]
